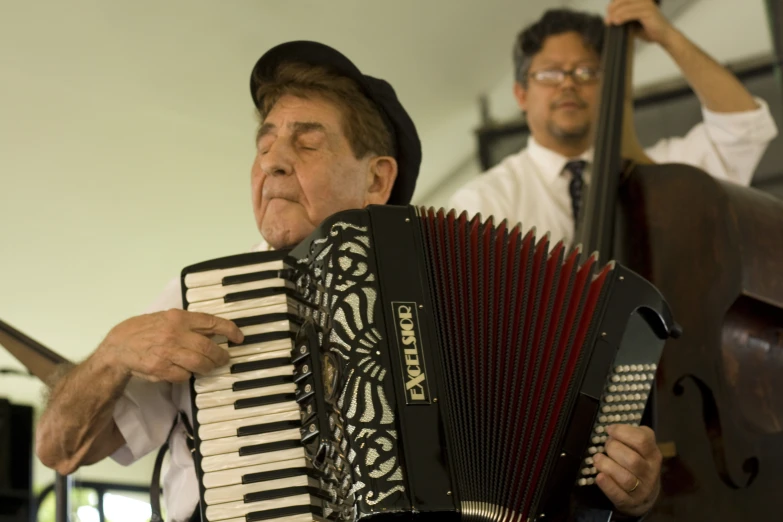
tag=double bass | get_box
[577,8,783,522]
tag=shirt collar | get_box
[526,135,594,183]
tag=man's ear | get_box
[364,156,398,206]
[513,81,528,113]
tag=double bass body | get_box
[615,163,783,521]
[577,16,783,522]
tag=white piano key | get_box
[197,400,298,426]
[216,302,302,321]
[201,349,292,378]
[285,514,319,522]
[220,338,294,360]
[199,427,301,457]
[198,410,301,441]
[205,474,316,506]
[187,278,288,304]
[206,312,297,349]
[205,492,313,522]
[189,292,290,315]
[202,446,306,473]
[202,456,307,489]
[224,349,294,369]
[238,319,297,338]
[195,365,294,394]
[208,515,315,522]
[184,260,286,289]
[196,382,297,410]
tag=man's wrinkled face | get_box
[251,94,374,249]
[515,32,601,146]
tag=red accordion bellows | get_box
[420,208,613,520]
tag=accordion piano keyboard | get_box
[184,259,322,522]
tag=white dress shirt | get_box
[449,97,778,246]
[110,239,272,522]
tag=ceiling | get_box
[0,0,559,356]
[1,0,545,151]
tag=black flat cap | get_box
[250,40,422,206]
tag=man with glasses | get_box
[448,1,776,519]
[450,0,777,248]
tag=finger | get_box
[595,470,634,511]
[136,363,191,383]
[168,347,219,376]
[607,0,640,15]
[182,332,230,367]
[607,424,659,459]
[603,437,649,479]
[607,4,652,24]
[593,452,639,494]
[185,311,244,344]
[606,0,637,16]
[128,348,194,382]
[131,370,161,383]
[161,365,192,383]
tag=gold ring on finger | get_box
[628,477,640,494]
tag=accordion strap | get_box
[150,411,195,522]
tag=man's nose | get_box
[559,72,579,90]
[259,140,295,177]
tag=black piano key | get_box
[224,287,285,303]
[231,358,293,374]
[233,313,302,329]
[239,439,303,457]
[229,331,295,349]
[225,287,299,304]
[222,270,289,286]
[245,504,318,522]
[233,375,294,393]
[180,250,287,278]
[244,486,312,504]
[242,466,309,485]
[237,419,302,438]
[235,393,297,410]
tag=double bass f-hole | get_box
[673,374,760,489]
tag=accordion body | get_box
[181,205,677,522]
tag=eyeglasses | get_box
[528,66,601,86]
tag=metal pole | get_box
[54,472,71,522]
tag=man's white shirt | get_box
[449,97,778,246]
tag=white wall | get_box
[421,155,484,211]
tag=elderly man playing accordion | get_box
[36,40,661,522]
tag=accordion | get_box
[181,205,677,522]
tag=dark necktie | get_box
[565,160,588,227]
